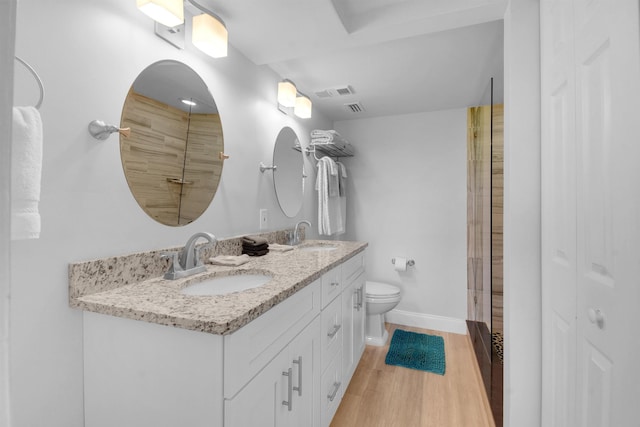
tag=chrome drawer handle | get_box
[282,368,293,411]
[327,324,342,338]
[293,356,302,396]
[327,381,341,402]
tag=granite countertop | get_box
[71,240,367,335]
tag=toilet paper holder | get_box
[391,258,415,267]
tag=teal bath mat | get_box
[385,329,446,375]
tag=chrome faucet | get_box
[163,232,217,280]
[292,220,311,245]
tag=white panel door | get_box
[573,1,640,425]
[542,1,640,425]
[541,0,578,424]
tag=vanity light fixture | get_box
[137,0,228,59]
[192,12,228,58]
[277,80,297,108]
[294,94,312,119]
[137,0,184,27]
[277,80,313,119]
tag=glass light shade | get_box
[278,80,297,108]
[294,95,312,119]
[137,0,184,27]
[192,14,228,58]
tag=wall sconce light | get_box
[137,0,228,59]
[137,0,184,27]
[277,80,297,108]
[277,80,312,119]
[192,12,228,58]
[294,94,312,119]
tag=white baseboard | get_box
[385,309,468,335]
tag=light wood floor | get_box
[330,323,496,427]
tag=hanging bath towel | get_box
[12,106,43,240]
[316,157,344,236]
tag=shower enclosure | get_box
[467,78,503,425]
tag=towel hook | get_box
[15,56,45,109]
[88,120,131,140]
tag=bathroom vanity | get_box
[70,238,366,427]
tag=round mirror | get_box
[273,127,304,217]
[120,60,224,226]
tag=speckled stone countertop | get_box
[69,238,367,335]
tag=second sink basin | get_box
[181,273,272,296]
[297,243,337,252]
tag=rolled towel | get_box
[269,243,294,252]
[242,235,268,246]
[208,254,251,266]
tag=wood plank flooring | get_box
[330,323,496,427]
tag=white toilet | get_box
[365,281,401,346]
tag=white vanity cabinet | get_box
[81,247,367,427]
[224,278,322,427]
[225,316,321,427]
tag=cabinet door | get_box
[342,271,366,384]
[352,272,366,373]
[224,350,290,427]
[288,316,321,427]
[341,280,356,384]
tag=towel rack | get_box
[15,56,45,110]
[295,142,355,161]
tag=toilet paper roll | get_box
[394,257,407,272]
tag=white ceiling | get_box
[198,0,506,121]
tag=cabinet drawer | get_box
[321,266,342,309]
[320,295,342,373]
[342,251,365,285]
[321,350,343,427]
[224,279,321,398]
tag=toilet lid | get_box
[366,281,400,297]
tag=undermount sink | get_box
[180,273,272,296]
[297,244,337,252]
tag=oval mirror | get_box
[273,127,304,217]
[120,60,224,226]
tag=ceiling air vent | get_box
[344,102,365,113]
[314,85,355,98]
[314,90,333,98]
[335,85,355,96]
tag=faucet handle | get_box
[193,243,214,268]
[161,252,183,273]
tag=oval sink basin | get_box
[181,274,272,296]
[297,244,337,252]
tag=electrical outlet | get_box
[259,209,268,230]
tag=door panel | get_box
[542,1,640,425]
[541,1,577,425]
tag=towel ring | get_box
[15,56,45,109]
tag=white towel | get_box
[208,254,251,266]
[269,243,294,252]
[316,157,344,236]
[11,106,43,240]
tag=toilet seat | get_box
[365,281,400,301]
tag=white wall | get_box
[335,108,468,333]
[10,1,330,425]
[503,1,541,426]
